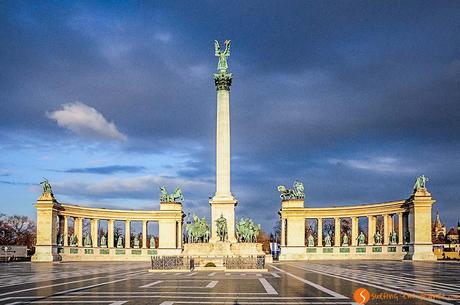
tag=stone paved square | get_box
[1,261,459,305]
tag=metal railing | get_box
[224,255,265,270]
[150,255,191,270]
[150,255,266,270]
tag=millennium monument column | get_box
[209,40,237,243]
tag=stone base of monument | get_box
[182,241,264,256]
[181,242,267,272]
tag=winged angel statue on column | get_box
[215,40,231,73]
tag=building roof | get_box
[447,227,458,236]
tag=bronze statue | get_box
[215,40,231,73]
[277,180,305,200]
[413,175,429,192]
[216,214,228,241]
[40,178,53,195]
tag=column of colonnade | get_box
[142,220,147,249]
[108,219,114,248]
[351,217,358,246]
[63,216,69,246]
[317,218,322,246]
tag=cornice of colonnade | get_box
[55,202,184,221]
[280,198,411,218]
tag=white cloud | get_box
[53,175,211,200]
[47,102,127,141]
[329,157,416,173]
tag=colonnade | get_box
[279,187,437,261]
[32,192,184,262]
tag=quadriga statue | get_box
[159,186,184,203]
[277,180,305,200]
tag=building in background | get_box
[432,209,446,243]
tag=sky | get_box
[1,1,459,233]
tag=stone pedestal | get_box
[209,199,237,243]
[183,241,232,257]
[32,193,61,262]
[159,202,183,250]
[281,199,306,247]
[406,188,437,261]
[182,242,264,257]
[182,242,265,271]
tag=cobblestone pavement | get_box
[0,260,458,304]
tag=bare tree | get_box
[0,214,36,249]
[256,229,271,253]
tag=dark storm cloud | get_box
[1,1,460,230]
[62,165,146,174]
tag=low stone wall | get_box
[230,243,264,256]
[280,245,406,260]
[182,241,264,257]
[59,247,181,261]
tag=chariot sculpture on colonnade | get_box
[277,180,305,200]
[159,186,184,202]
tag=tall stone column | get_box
[125,220,131,249]
[403,213,409,244]
[107,219,114,248]
[209,69,237,243]
[142,220,147,249]
[280,218,286,246]
[76,217,83,247]
[91,219,98,247]
[317,218,323,247]
[351,217,359,246]
[383,214,390,245]
[63,216,69,247]
[177,221,182,248]
[367,216,375,245]
[334,218,341,246]
[398,213,404,245]
[388,214,394,234]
